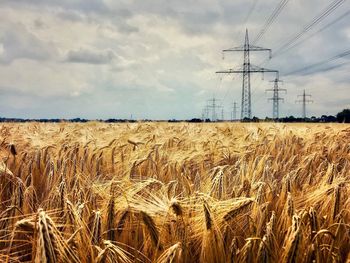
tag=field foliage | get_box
[0,122,350,262]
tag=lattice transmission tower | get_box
[206,97,222,122]
[266,78,286,119]
[216,29,279,119]
[231,101,239,121]
[296,90,313,119]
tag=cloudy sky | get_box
[0,0,349,120]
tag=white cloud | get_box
[0,43,4,56]
[0,0,349,119]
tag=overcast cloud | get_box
[0,0,349,119]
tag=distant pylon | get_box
[231,101,239,121]
[296,90,313,119]
[216,29,278,120]
[266,78,286,119]
[207,97,222,122]
[202,106,209,121]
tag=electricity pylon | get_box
[296,90,313,119]
[207,97,222,122]
[202,105,210,121]
[231,101,239,121]
[216,29,278,120]
[266,78,286,119]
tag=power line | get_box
[254,1,349,78]
[243,0,260,25]
[275,9,350,57]
[284,48,350,76]
[230,0,261,47]
[273,0,346,56]
[252,0,290,44]
[217,1,347,119]
[233,0,262,45]
[220,74,237,105]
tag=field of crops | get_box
[0,122,350,262]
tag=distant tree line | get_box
[191,109,350,123]
[0,118,136,123]
[0,109,349,123]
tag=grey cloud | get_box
[117,23,139,34]
[66,48,118,64]
[2,0,109,15]
[33,19,45,29]
[2,0,132,22]
[0,23,56,64]
[0,0,349,119]
[56,10,86,22]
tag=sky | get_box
[0,0,349,120]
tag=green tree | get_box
[336,109,350,123]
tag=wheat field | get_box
[0,122,349,262]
